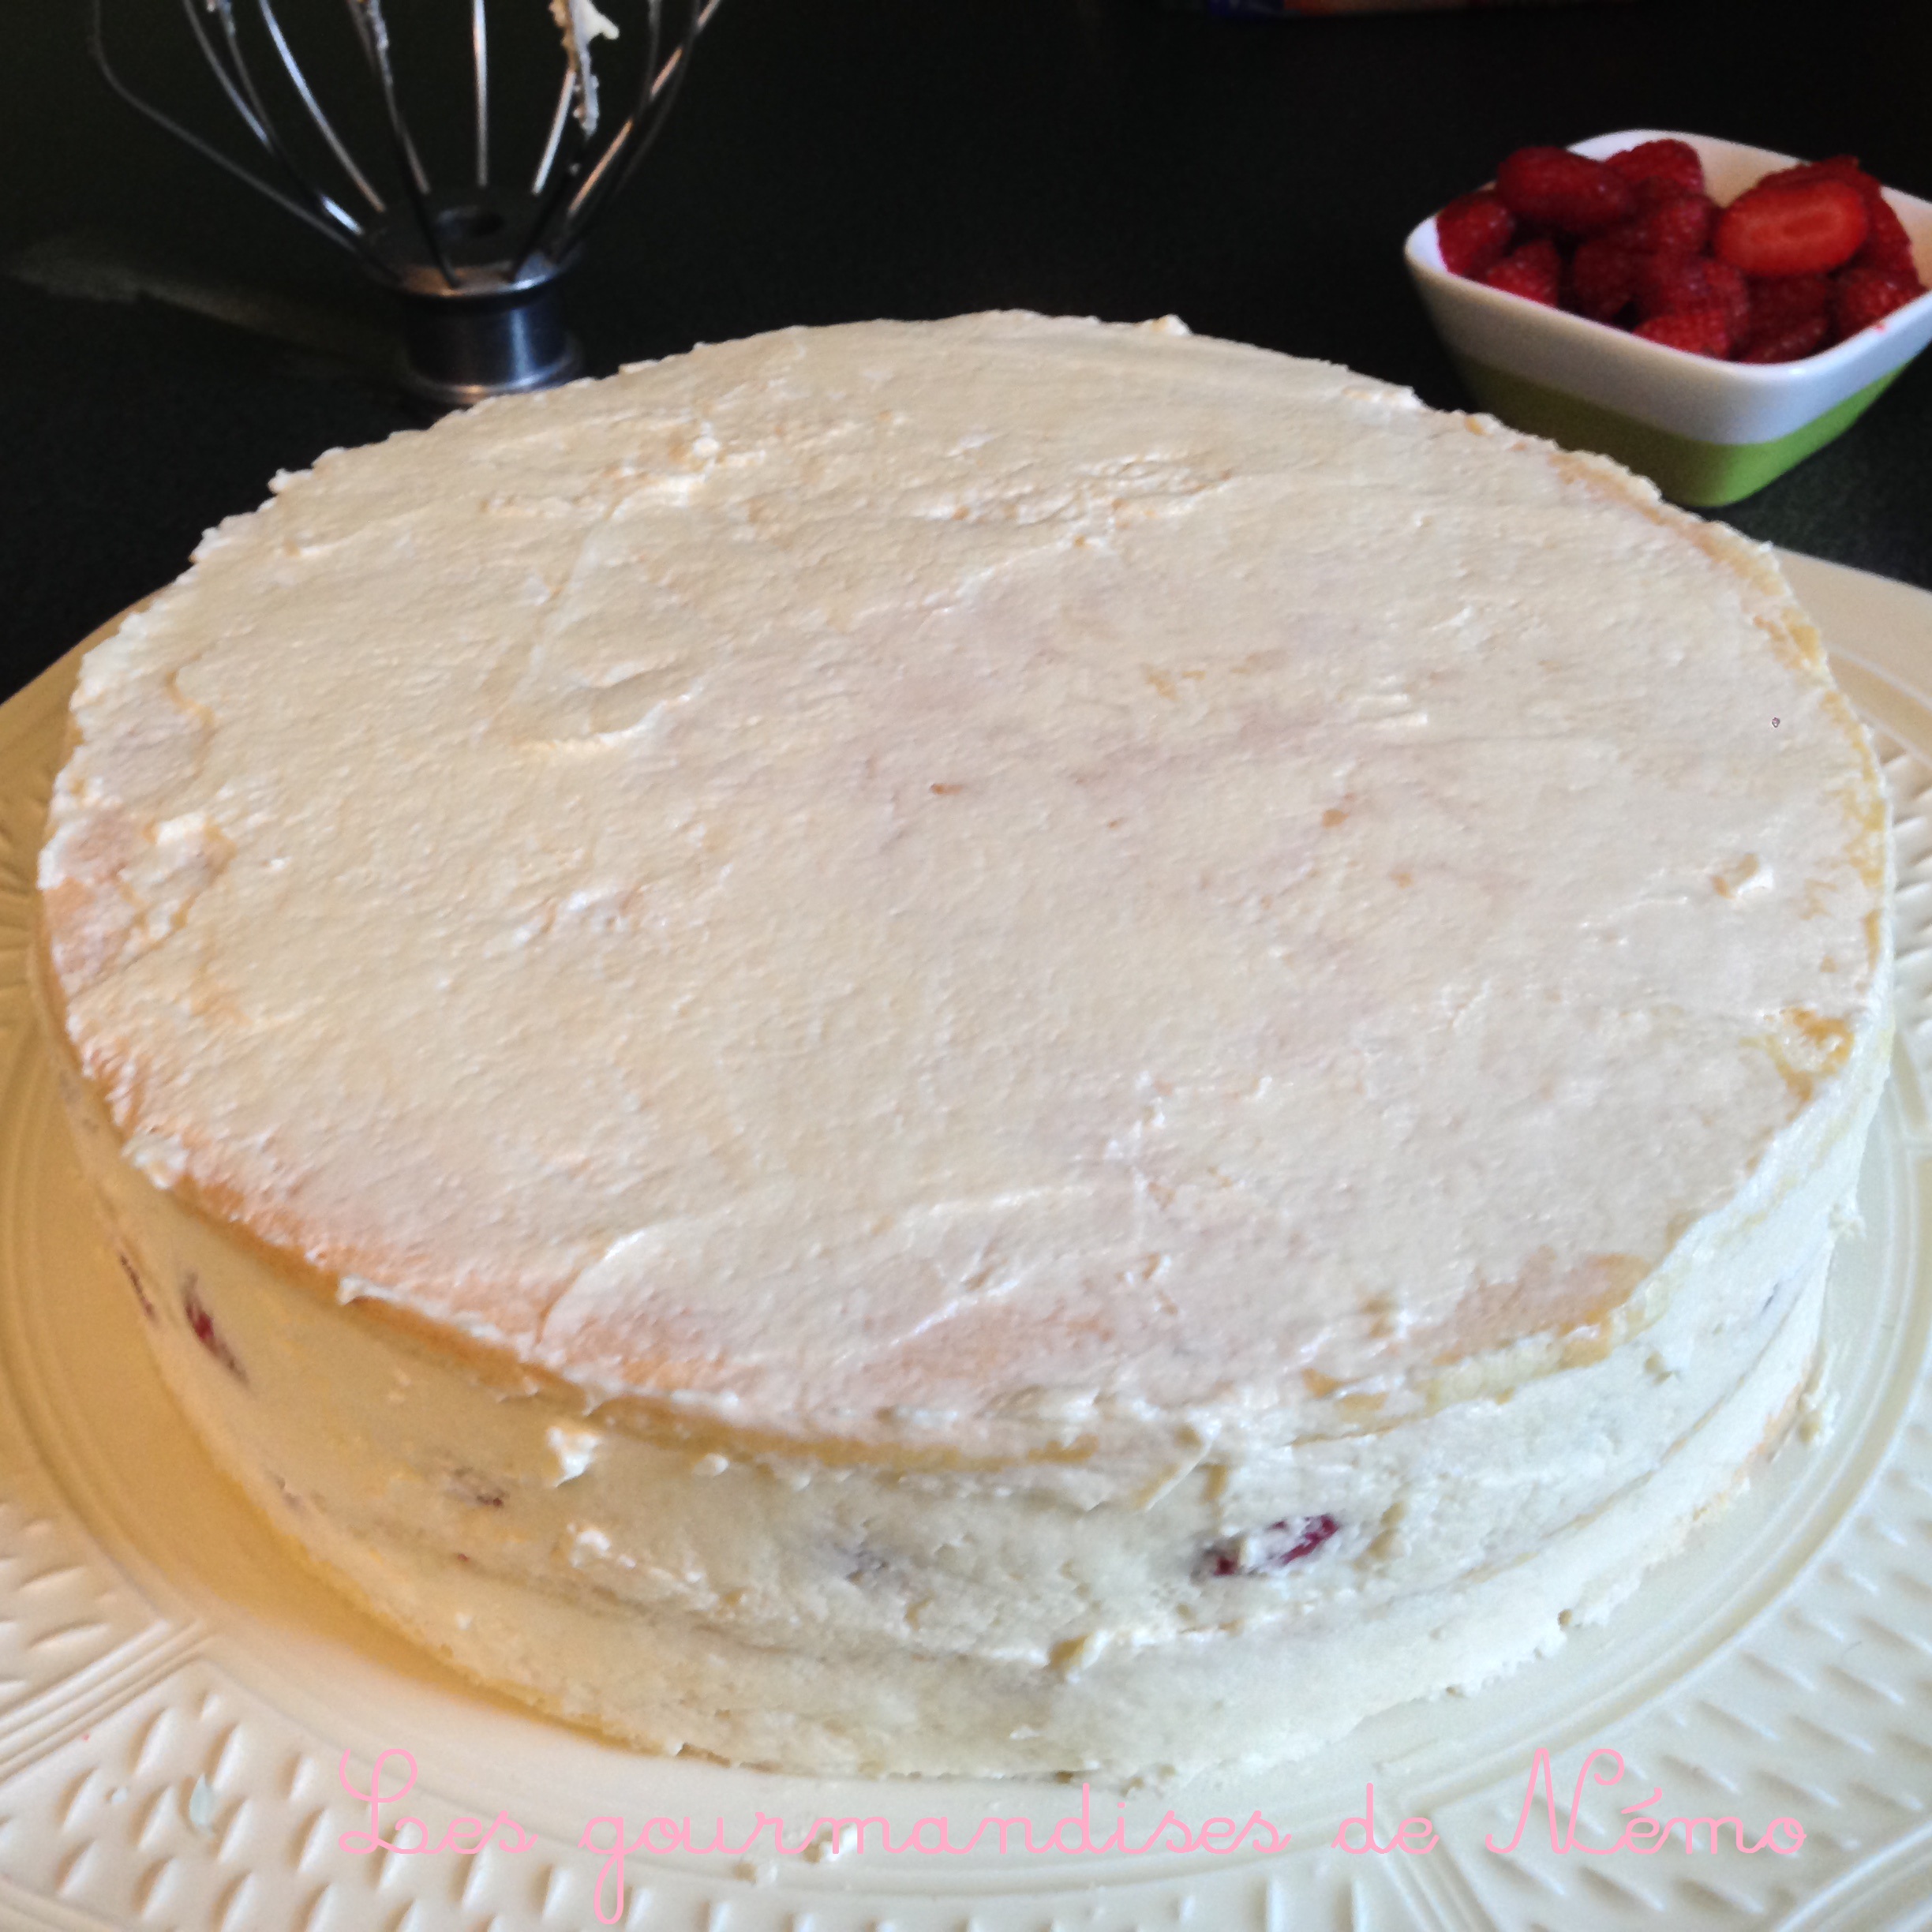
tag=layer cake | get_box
[36,313,1893,1776]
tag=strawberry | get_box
[1634,308,1732,358]
[1200,1515,1341,1579]
[1446,140,1920,365]
[1747,272,1833,331]
[1634,254,1749,346]
[1495,146,1637,237]
[1613,192,1718,257]
[182,1282,248,1383]
[1738,314,1832,362]
[1482,238,1563,306]
[1705,258,1753,344]
[1755,155,1873,194]
[1833,265,1925,341]
[1567,234,1639,323]
[1633,253,1708,318]
[1606,138,1705,202]
[1739,274,1832,361]
[1852,193,1918,278]
[1437,190,1516,279]
[1714,179,1870,277]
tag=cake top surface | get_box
[41,312,1888,1449]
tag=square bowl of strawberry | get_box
[1404,130,1932,507]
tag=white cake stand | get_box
[3,551,1930,1932]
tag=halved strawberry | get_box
[1714,179,1870,278]
[1495,147,1637,237]
[1437,191,1516,279]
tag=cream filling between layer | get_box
[55,943,1884,1676]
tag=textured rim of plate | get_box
[2,554,1931,1932]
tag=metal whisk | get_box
[92,0,719,405]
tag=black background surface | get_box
[4,0,1930,699]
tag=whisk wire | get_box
[535,0,668,259]
[151,0,385,257]
[471,0,489,189]
[530,72,575,197]
[341,0,462,284]
[561,1,698,239]
[177,0,270,151]
[345,0,433,200]
[510,0,647,277]
[205,0,348,223]
[94,0,352,255]
[259,0,388,215]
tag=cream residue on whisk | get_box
[549,0,621,133]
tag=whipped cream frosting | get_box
[40,313,1886,1449]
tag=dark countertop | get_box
[5,0,1930,699]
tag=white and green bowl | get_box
[1405,129,1932,507]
